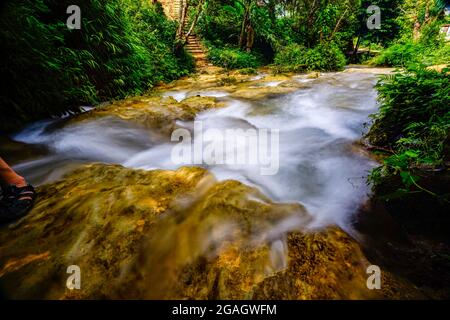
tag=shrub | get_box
[370,25,449,68]
[367,67,450,198]
[273,44,308,72]
[370,41,423,67]
[0,0,193,132]
[427,44,450,66]
[274,42,346,72]
[238,67,258,75]
[207,46,263,69]
[304,43,347,71]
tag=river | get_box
[10,67,384,232]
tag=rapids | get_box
[10,68,382,231]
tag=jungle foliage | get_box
[195,0,362,71]
[366,0,449,203]
[367,67,450,202]
[206,45,264,69]
[273,42,347,72]
[0,0,193,132]
[370,0,450,67]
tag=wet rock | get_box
[344,66,394,74]
[0,164,209,299]
[161,226,378,300]
[230,85,298,101]
[0,163,380,299]
[306,72,320,79]
[279,80,311,89]
[67,95,226,135]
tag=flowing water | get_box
[10,69,381,232]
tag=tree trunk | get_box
[425,0,430,23]
[245,24,254,52]
[330,8,348,40]
[268,0,276,27]
[176,0,188,39]
[346,38,354,54]
[413,18,421,41]
[239,3,251,49]
[352,35,361,63]
[177,0,206,49]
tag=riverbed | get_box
[9,67,390,233]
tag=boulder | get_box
[65,95,226,135]
[0,163,378,299]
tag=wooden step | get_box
[180,31,209,68]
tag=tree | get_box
[398,0,447,41]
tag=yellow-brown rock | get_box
[67,95,226,135]
[0,163,380,299]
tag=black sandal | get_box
[0,184,36,223]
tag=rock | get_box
[65,95,226,135]
[343,66,394,74]
[306,72,320,79]
[155,69,302,102]
[0,164,209,299]
[279,80,311,89]
[230,85,298,100]
[0,163,379,299]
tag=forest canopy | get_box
[0,0,193,132]
[0,0,448,132]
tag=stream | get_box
[9,68,382,232]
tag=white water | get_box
[10,70,379,230]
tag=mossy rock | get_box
[230,85,298,101]
[64,95,226,135]
[0,163,383,299]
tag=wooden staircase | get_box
[159,0,182,20]
[161,0,208,68]
[184,33,207,68]
[180,2,207,69]
[173,0,182,20]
